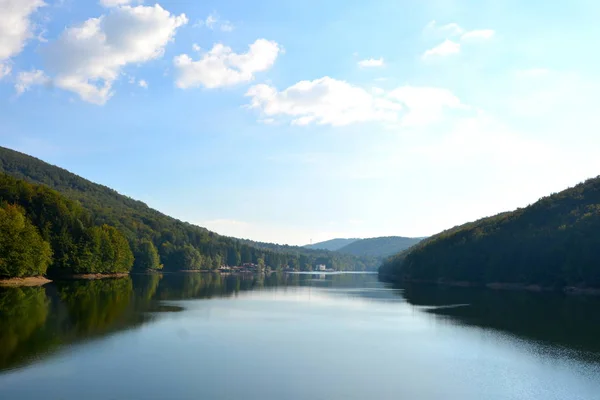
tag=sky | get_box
[1,0,600,245]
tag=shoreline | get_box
[0,276,52,287]
[380,274,600,296]
[65,273,130,280]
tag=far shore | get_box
[0,276,52,287]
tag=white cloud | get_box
[358,58,384,68]
[43,4,187,104]
[422,39,460,58]
[220,21,234,32]
[192,43,201,52]
[245,77,466,127]
[0,0,45,69]
[15,69,49,94]
[100,0,138,6]
[246,77,402,127]
[195,12,234,32]
[461,29,495,41]
[205,13,217,29]
[388,86,467,127]
[423,22,494,59]
[138,79,148,88]
[174,39,280,89]
[0,63,11,79]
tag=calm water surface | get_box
[1,272,599,400]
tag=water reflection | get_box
[0,287,51,370]
[1,272,599,373]
[401,283,600,361]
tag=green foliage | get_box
[380,177,600,288]
[134,240,162,271]
[0,173,133,277]
[0,146,378,273]
[84,225,134,274]
[0,204,52,278]
[240,239,380,271]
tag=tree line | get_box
[0,146,376,278]
[380,176,600,289]
[0,174,134,278]
[0,172,372,278]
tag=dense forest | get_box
[0,174,134,278]
[336,236,424,258]
[0,147,373,278]
[380,176,600,289]
[239,239,380,271]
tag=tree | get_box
[227,247,241,267]
[213,254,222,270]
[181,245,202,270]
[0,204,53,278]
[257,257,265,273]
[134,240,162,271]
[302,263,313,272]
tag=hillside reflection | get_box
[2,272,600,372]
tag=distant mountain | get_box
[304,238,359,251]
[305,236,424,258]
[380,176,600,289]
[338,236,424,258]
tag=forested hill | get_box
[0,174,134,278]
[379,176,600,289]
[337,236,423,258]
[304,238,359,251]
[240,239,379,271]
[0,146,372,274]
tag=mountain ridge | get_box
[306,236,424,258]
[304,238,359,251]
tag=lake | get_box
[1,272,599,400]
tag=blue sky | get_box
[1,0,600,245]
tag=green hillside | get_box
[304,238,359,251]
[241,239,379,271]
[338,236,423,258]
[379,177,600,289]
[0,174,133,278]
[0,146,373,274]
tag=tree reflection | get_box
[401,283,600,358]
[56,278,139,336]
[0,286,51,370]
